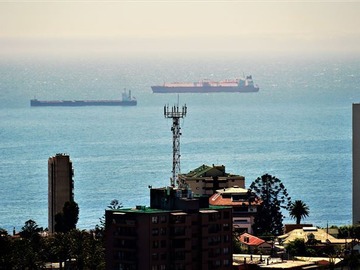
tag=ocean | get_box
[1,53,359,233]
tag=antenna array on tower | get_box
[164,104,187,187]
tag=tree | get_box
[63,201,79,230]
[45,232,71,269]
[19,219,43,239]
[0,228,12,269]
[95,199,123,240]
[107,199,122,210]
[55,201,79,233]
[286,238,307,257]
[289,200,310,224]
[249,174,292,237]
[11,220,45,269]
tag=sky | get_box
[1,1,360,57]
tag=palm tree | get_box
[289,200,310,224]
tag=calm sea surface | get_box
[1,54,360,233]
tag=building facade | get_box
[354,103,360,225]
[178,164,245,197]
[105,187,233,270]
[48,153,74,234]
[209,186,261,234]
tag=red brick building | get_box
[105,187,233,270]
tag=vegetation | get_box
[0,220,105,270]
[55,201,80,233]
[337,225,360,239]
[0,199,126,269]
[249,174,292,237]
[95,199,123,240]
[289,200,310,224]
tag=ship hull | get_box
[151,85,259,93]
[30,99,137,107]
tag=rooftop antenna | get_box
[164,102,187,188]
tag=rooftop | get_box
[179,164,244,179]
[278,227,348,245]
[109,204,231,214]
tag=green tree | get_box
[95,199,123,240]
[249,174,292,237]
[0,228,13,269]
[108,199,122,210]
[10,220,45,269]
[55,201,79,233]
[289,200,310,225]
[46,232,71,269]
[285,238,307,257]
[19,219,43,240]
[68,229,105,270]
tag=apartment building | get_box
[105,186,233,270]
[178,164,245,197]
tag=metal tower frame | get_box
[164,104,187,187]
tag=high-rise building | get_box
[353,103,360,224]
[105,187,233,270]
[48,153,74,233]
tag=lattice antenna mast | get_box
[164,104,187,187]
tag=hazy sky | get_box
[1,1,360,56]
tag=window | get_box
[172,227,185,236]
[160,228,167,235]
[153,241,159,248]
[171,215,185,224]
[152,216,159,224]
[152,253,159,260]
[209,212,220,221]
[160,215,167,223]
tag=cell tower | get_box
[164,104,187,187]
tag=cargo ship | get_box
[30,89,137,107]
[151,76,259,93]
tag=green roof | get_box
[184,164,212,177]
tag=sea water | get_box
[1,53,359,233]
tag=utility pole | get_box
[164,104,187,187]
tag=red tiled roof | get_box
[239,233,265,246]
[209,193,261,206]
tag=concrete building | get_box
[105,186,233,270]
[209,186,261,234]
[48,153,74,234]
[353,103,360,224]
[178,164,245,197]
